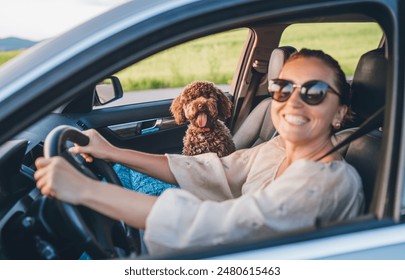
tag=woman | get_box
[34,49,364,255]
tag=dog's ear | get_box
[170,95,186,124]
[216,88,233,120]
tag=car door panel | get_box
[72,100,186,154]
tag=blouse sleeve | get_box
[166,143,264,201]
[144,159,363,256]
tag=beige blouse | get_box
[144,137,364,255]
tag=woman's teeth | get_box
[284,114,307,125]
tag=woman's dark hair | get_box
[286,48,351,106]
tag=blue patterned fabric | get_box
[112,163,178,195]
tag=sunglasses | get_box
[268,79,342,105]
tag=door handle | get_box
[140,119,162,134]
[108,117,179,138]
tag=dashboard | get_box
[0,113,85,259]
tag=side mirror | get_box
[94,76,123,106]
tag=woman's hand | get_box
[69,129,115,163]
[34,156,93,204]
[34,155,157,230]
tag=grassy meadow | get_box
[115,29,249,91]
[0,23,382,91]
[280,23,382,76]
[0,50,21,65]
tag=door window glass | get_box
[96,28,249,108]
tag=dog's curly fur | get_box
[170,81,236,157]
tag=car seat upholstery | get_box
[335,48,386,212]
[348,48,387,127]
[232,46,297,149]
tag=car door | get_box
[76,96,186,154]
[65,29,249,155]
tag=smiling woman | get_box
[32,48,364,256]
[0,0,403,263]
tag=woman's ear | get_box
[216,88,233,120]
[170,95,186,124]
[332,104,348,128]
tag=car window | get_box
[95,28,249,109]
[280,23,383,78]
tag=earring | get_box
[334,121,342,129]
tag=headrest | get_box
[351,48,387,124]
[268,46,297,80]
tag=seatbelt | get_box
[232,59,267,133]
[317,106,385,161]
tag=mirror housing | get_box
[94,76,123,106]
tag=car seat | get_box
[232,46,296,149]
[335,48,386,212]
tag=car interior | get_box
[0,5,392,260]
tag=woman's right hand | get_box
[34,156,94,204]
[69,129,115,162]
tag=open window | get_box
[93,29,249,109]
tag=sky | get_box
[0,0,129,41]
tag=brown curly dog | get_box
[170,81,236,157]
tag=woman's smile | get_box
[283,114,308,126]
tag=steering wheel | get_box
[41,125,141,259]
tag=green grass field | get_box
[0,23,382,91]
[115,29,249,91]
[280,23,382,76]
[0,50,20,65]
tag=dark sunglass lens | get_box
[301,81,328,105]
[269,80,292,102]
